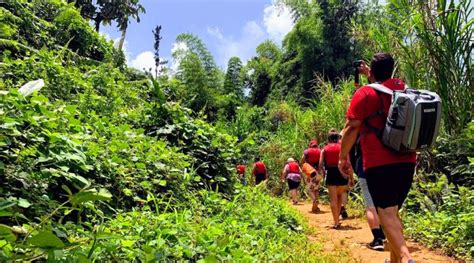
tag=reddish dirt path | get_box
[294,202,459,263]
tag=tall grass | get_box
[370,0,473,134]
[231,80,355,195]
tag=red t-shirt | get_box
[253,161,266,174]
[286,161,300,174]
[304,147,321,166]
[346,78,416,170]
[323,143,340,167]
[236,165,246,175]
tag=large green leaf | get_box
[70,189,112,206]
[0,224,16,242]
[29,231,64,249]
[0,200,16,211]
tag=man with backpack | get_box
[339,53,418,263]
[252,157,268,185]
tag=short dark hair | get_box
[255,157,260,162]
[328,128,339,143]
[370,53,394,82]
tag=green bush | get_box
[0,187,350,262]
[404,174,474,260]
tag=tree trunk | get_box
[95,14,103,32]
[155,57,159,79]
[118,25,127,51]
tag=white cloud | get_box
[127,42,186,76]
[207,26,224,40]
[128,51,169,76]
[207,4,293,68]
[170,42,189,73]
[130,51,156,72]
[208,21,267,68]
[171,41,189,57]
[263,5,294,43]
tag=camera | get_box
[353,60,362,87]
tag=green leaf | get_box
[136,162,146,169]
[121,239,135,248]
[61,185,73,196]
[0,200,16,211]
[70,189,112,206]
[0,224,16,242]
[65,173,90,188]
[77,254,91,263]
[123,188,133,196]
[17,198,31,208]
[158,180,167,186]
[29,231,64,249]
[203,254,219,263]
[0,211,13,217]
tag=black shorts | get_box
[255,173,266,185]
[365,163,415,209]
[287,179,300,190]
[325,167,348,186]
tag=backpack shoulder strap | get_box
[361,84,389,138]
[366,83,394,94]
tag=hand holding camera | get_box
[354,60,370,77]
[353,60,371,87]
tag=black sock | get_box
[379,226,386,239]
[371,228,384,240]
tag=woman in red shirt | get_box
[320,129,354,229]
[281,158,302,205]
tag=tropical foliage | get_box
[0,0,472,261]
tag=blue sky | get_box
[101,0,294,71]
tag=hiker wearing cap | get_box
[339,53,417,263]
[281,158,302,205]
[320,129,354,229]
[252,157,268,185]
[236,161,247,185]
[301,140,322,212]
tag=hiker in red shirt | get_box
[281,158,302,205]
[301,140,322,212]
[338,131,350,220]
[339,53,417,263]
[236,161,247,185]
[320,129,354,229]
[252,157,268,185]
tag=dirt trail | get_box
[294,202,458,263]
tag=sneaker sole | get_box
[368,244,384,251]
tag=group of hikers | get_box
[235,53,436,263]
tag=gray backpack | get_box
[366,84,442,152]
